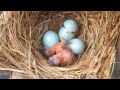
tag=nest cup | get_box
[0,11,120,79]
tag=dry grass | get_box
[0,11,120,79]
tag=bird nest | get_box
[0,11,120,79]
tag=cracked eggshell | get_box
[59,27,75,42]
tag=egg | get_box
[68,38,85,55]
[63,19,78,33]
[43,31,59,48]
[59,27,75,42]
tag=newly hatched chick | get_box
[48,49,76,66]
[45,39,67,57]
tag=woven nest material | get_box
[0,11,120,79]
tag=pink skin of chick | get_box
[48,49,76,66]
[45,41,68,57]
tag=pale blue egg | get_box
[59,27,75,42]
[43,31,59,48]
[63,19,78,33]
[68,38,85,54]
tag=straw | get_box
[0,11,119,79]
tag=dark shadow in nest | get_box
[39,48,49,60]
[75,23,83,38]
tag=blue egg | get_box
[59,27,75,42]
[63,19,78,33]
[43,31,59,48]
[68,38,85,55]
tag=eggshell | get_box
[59,27,75,42]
